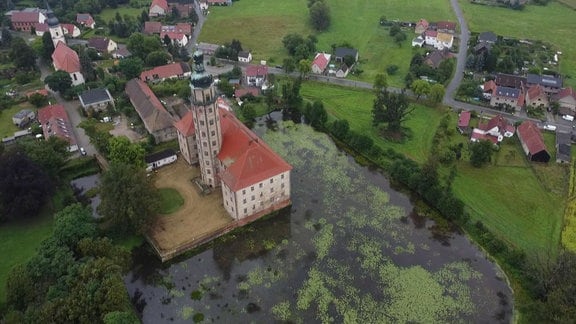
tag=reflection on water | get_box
[125,117,512,323]
[70,174,101,218]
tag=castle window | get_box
[201,132,206,137]
[244,208,247,214]
[281,174,285,179]
[270,179,274,184]
[253,205,255,210]
[208,108,213,113]
[207,169,211,174]
[209,119,214,125]
[211,131,215,136]
[206,160,210,165]
[259,183,263,188]
[204,151,208,156]
[243,198,246,204]
[251,196,255,201]
[251,186,254,191]
[242,189,246,195]
[281,183,285,189]
[200,120,204,125]
[203,142,207,147]
[212,141,216,146]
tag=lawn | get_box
[0,102,36,138]
[0,213,53,305]
[98,7,145,23]
[459,0,576,87]
[200,0,455,87]
[158,187,185,214]
[300,81,444,162]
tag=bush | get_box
[386,64,399,75]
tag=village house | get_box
[61,24,81,37]
[37,104,78,152]
[145,149,178,172]
[328,63,349,78]
[489,86,524,111]
[516,121,550,163]
[424,30,454,50]
[553,87,576,113]
[525,84,549,109]
[149,0,169,16]
[144,21,162,35]
[311,52,331,74]
[51,42,85,86]
[234,87,260,100]
[140,62,192,83]
[79,88,115,112]
[334,47,358,64]
[180,50,291,220]
[111,45,132,59]
[245,64,268,87]
[168,2,194,18]
[411,36,425,47]
[415,19,429,34]
[76,13,95,29]
[424,49,453,68]
[12,109,35,128]
[238,51,252,63]
[478,31,498,44]
[481,79,497,99]
[160,31,188,47]
[199,0,209,11]
[526,74,563,94]
[10,10,46,32]
[457,110,471,134]
[435,21,456,34]
[88,37,118,54]
[495,73,526,89]
[125,78,177,143]
[471,114,515,144]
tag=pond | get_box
[125,117,512,323]
[70,174,101,219]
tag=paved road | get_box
[444,0,470,107]
[38,60,97,157]
[186,0,206,54]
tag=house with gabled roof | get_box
[525,84,549,109]
[556,131,571,164]
[88,37,118,54]
[471,114,515,144]
[197,42,220,55]
[76,13,95,29]
[424,48,453,68]
[311,52,331,74]
[11,11,46,32]
[38,104,78,152]
[145,149,177,172]
[140,62,192,83]
[238,51,252,63]
[527,74,563,94]
[245,64,268,87]
[436,21,456,34]
[51,42,84,86]
[149,0,169,16]
[490,86,523,111]
[482,80,497,99]
[517,121,550,163]
[495,73,525,89]
[125,78,177,143]
[478,31,497,44]
[79,88,114,112]
[334,47,358,64]
[144,21,162,35]
[415,18,429,34]
[160,31,188,47]
[457,110,471,134]
[174,111,198,165]
[553,87,576,113]
[61,24,81,37]
[168,3,194,18]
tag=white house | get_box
[145,149,178,172]
[411,36,425,47]
[160,32,188,47]
[149,0,168,17]
[311,52,331,74]
[238,51,252,63]
[424,30,453,50]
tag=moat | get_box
[125,116,513,323]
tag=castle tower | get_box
[190,51,222,188]
[46,7,65,47]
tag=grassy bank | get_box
[459,0,576,87]
[200,0,455,87]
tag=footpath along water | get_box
[125,117,513,323]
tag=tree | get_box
[469,140,493,167]
[309,0,331,31]
[9,37,37,70]
[298,59,311,77]
[127,33,162,60]
[1,27,12,47]
[45,70,72,93]
[118,57,144,79]
[372,90,413,132]
[108,136,146,168]
[428,83,445,104]
[411,79,431,100]
[145,50,171,67]
[78,47,96,82]
[28,92,49,107]
[241,104,257,128]
[99,163,159,235]
[394,31,407,47]
[40,32,55,61]
[373,74,388,93]
[52,203,98,250]
[17,136,70,178]
[331,119,350,140]
[305,100,328,129]
[0,148,52,222]
[104,311,140,324]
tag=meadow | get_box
[459,0,576,87]
[199,0,455,87]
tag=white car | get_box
[562,115,574,122]
[80,147,87,156]
[543,125,557,131]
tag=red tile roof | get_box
[76,13,94,26]
[51,42,81,73]
[527,84,546,100]
[458,110,471,127]
[218,109,292,191]
[517,121,548,156]
[471,130,498,144]
[245,65,268,77]
[140,62,190,81]
[312,53,330,72]
[125,79,174,134]
[11,12,41,23]
[35,22,48,32]
[416,19,429,29]
[151,0,168,10]
[175,23,192,35]
[483,80,497,93]
[144,21,162,34]
[61,24,76,35]
[160,31,186,41]
[174,110,195,136]
[37,104,76,146]
[235,87,260,98]
[424,30,437,37]
[483,114,513,134]
[436,21,456,31]
[553,87,576,101]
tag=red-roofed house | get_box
[160,31,188,47]
[311,52,331,74]
[415,18,429,34]
[234,87,260,99]
[11,11,46,32]
[436,21,456,34]
[51,42,85,86]
[525,84,549,109]
[517,121,550,162]
[140,62,192,83]
[125,78,176,143]
[37,104,78,152]
[149,0,169,16]
[482,80,497,99]
[457,110,471,134]
[175,23,193,35]
[88,37,118,53]
[34,22,48,36]
[245,65,268,87]
[471,114,515,143]
[61,24,81,37]
[168,3,194,18]
[553,87,576,113]
[76,13,95,29]
[174,111,198,165]
[144,21,162,35]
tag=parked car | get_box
[543,124,557,131]
[80,147,86,156]
[562,115,574,122]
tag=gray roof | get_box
[527,74,562,88]
[478,31,497,43]
[79,88,113,107]
[334,47,358,59]
[125,79,175,134]
[145,149,176,164]
[495,86,520,98]
[238,51,250,58]
[556,132,571,162]
[13,109,34,119]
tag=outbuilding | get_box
[145,149,178,172]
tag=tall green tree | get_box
[428,83,445,104]
[309,0,331,31]
[373,73,388,93]
[411,79,431,100]
[99,163,159,235]
[108,136,146,168]
[10,37,37,70]
[372,90,413,132]
[283,57,296,73]
[298,59,311,78]
[78,47,96,82]
[118,57,144,79]
[18,137,70,178]
[145,50,171,67]
[53,203,97,250]
[305,100,328,129]
[45,70,73,93]
[469,140,493,167]
[40,32,56,60]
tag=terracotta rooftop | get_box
[553,87,576,101]
[312,53,331,72]
[11,12,41,23]
[483,80,497,93]
[151,0,168,10]
[517,121,548,156]
[245,65,268,77]
[37,104,76,146]
[436,21,456,31]
[140,62,191,82]
[51,42,80,73]
[495,73,526,89]
[458,111,471,128]
[144,21,162,34]
[527,84,546,100]
[174,110,195,136]
[218,109,292,191]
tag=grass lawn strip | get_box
[158,187,185,214]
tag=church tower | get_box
[190,51,222,188]
[46,6,65,47]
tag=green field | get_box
[200,0,455,86]
[158,188,185,214]
[300,81,443,162]
[0,213,53,304]
[459,0,576,87]
[98,7,145,23]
